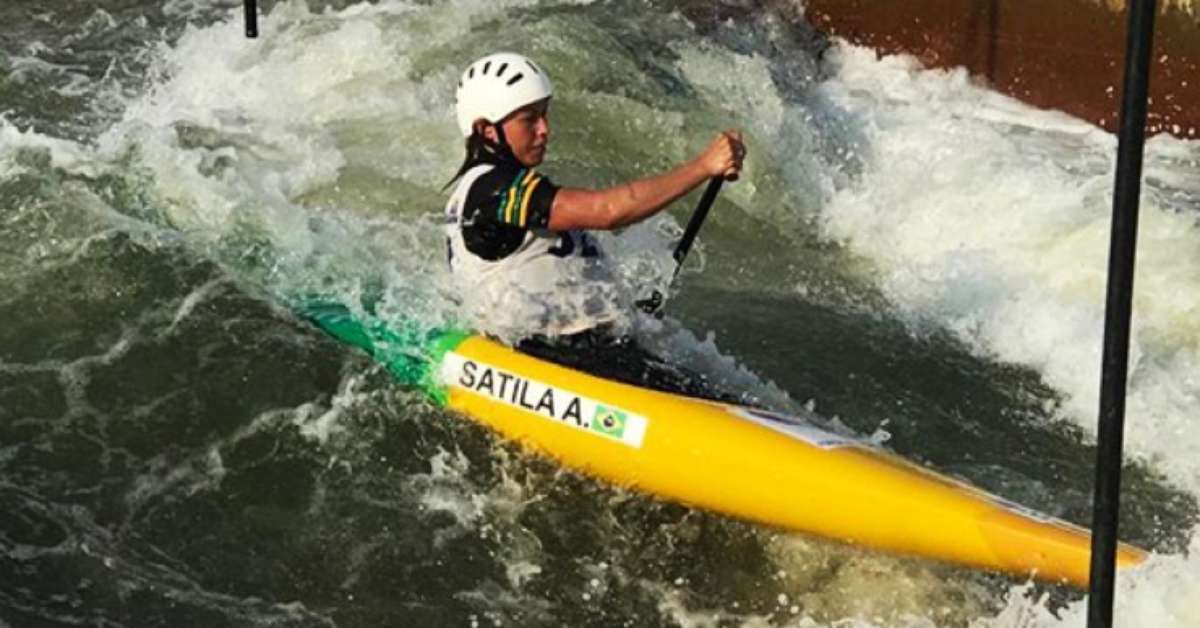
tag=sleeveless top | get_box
[444,163,623,338]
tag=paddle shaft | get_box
[672,177,724,279]
[637,177,724,314]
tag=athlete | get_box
[444,51,745,399]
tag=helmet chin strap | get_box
[447,119,521,190]
[485,121,519,163]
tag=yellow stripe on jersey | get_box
[521,169,537,189]
[518,176,543,226]
[498,169,539,226]
[513,170,537,224]
[500,169,524,224]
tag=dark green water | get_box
[2,1,1198,626]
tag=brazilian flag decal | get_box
[591,405,627,438]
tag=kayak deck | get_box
[441,335,1146,587]
[299,300,1147,587]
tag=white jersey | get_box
[444,164,622,338]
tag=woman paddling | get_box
[444,51,745,399]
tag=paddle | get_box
[636,177,724,315]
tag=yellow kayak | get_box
[301,301,1147,588]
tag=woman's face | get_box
[487,99,550,167]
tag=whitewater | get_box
[1,0,1197,625]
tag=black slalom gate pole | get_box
[245,0,259,38]
[1087,0,1156,626]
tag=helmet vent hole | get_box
[506,73,524,86]
[526,60,540,75]
[497,62,509,77]
[468,66,475,78]
[483,61,491,75]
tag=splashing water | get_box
[2,0,1198,625]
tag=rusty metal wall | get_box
[803,0,1200,137]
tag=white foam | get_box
[816,41,1200,625]
[67,1,1200,622]
[672,38,830,219]
[978,536,1200,626]
[819,42,1200,479]
[0,117,100,176]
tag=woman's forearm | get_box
[548,131,743,231]
[550,158,709,230]
[601,158,710,228]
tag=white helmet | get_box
[455,52,554,138]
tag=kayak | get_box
[298,299,1147,588]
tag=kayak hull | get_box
[442,335,1146,588]
[296,300,1145,588]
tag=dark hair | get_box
[444,133,491,190]
[443,125,515,191]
